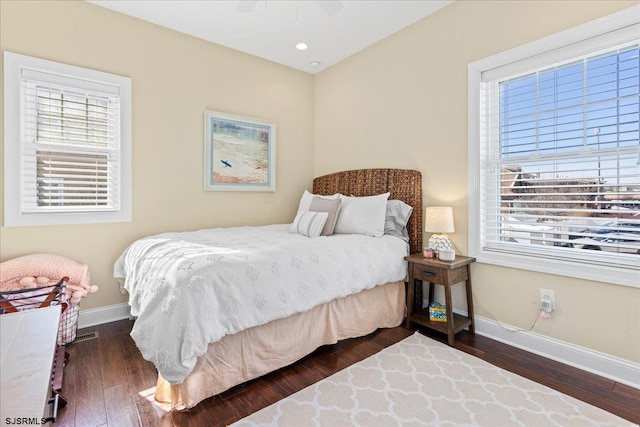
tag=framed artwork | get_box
[204,110,276,191]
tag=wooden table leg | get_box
[466,265,475,335]
[405,270,415,329]
[443,282,455,346]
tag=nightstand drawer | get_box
[412,263,444,283]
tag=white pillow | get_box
[291,211,329,238]
[334,192,390,237]
[296,190,339,212]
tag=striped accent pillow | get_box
[291,211,329,238]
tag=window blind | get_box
[479,43,640,266]
[20,71,121,213]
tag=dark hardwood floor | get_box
[54,319,639,427]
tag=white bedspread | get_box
[114,224,408,384]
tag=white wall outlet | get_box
[540,288,555,313]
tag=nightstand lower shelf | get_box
[409,309,472,336]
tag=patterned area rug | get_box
[232,332,633,427]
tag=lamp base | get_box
[427,233,454,252]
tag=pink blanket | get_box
[0,253,97,304]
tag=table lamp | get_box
[425,206,455,252]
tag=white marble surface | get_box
[1,305,61,421]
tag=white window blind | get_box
[4,52,131,226]
[469,7,640,286]
[22,73,120,213]
[480,42,640,266]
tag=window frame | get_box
[3,52,132,227]
[468,6,640,288]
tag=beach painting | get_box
[204,110,276,191]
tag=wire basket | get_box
[0,277,79,345]
[58,303,79,345]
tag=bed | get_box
[115,168,422,410]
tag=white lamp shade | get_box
[425,207,455,233]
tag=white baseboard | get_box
[77,303,131,329]
[457,309,640,390]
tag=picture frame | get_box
[204,110,276,192]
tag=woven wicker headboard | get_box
[313,169,422,254]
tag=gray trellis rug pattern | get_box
[232,332,633,427]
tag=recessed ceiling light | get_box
[296,43,308,51]
[310,61,321,68]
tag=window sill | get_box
[472,248,639,288]
[3,210,132,227]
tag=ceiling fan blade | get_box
[236,0,259,13]
[315,0,343,16]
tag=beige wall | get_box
[0,1,315,310]
[314,1,640,363]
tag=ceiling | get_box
[88,0,454,74]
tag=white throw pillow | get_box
[296,190,340,212]
[334,192,390,237]
[290,211,329,238]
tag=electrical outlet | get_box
[540,289,555,313]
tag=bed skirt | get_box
[154,280,405,410]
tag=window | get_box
[4,52,131,226]
[468,7,639,287]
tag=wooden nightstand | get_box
[405,253,476,346]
